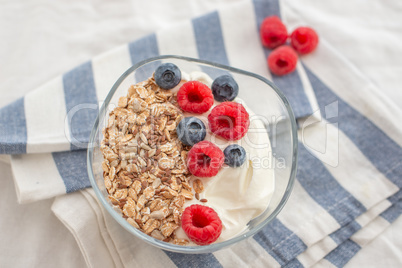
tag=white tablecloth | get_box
[1,0,401,267]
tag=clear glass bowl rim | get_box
[87,55,298,254]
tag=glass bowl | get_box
[87,55,298,254]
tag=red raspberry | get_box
[181,204,222,245]
[208,102,250,141]
[260,16,288,49]
[290,27,319,55]
[187,141,224,177]
[177,81,214,114]
[267,46,298,76]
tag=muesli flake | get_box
[101,77,193,242]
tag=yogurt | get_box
[175,72,275,244]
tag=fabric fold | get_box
[50,188,402,268]
[51,191,118,268]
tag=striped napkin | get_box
[1,0,402,266]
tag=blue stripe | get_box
[252,0,281,22]
[283,258,304,268]
[325,198,402,266]
[252,0,313,119]
[283,220,362,267]
[304,65,402,188]
[128,33,160,82]
[324,240,361,268]
[271,73,314,119]
[63,61,98,151]
[192,11,229,78]
[381,199,402,223]
[298,144,366,224]
[329,220,361,245]
[164,251,222,268]
[52,150,90,193]
[0,98,27,154]
[254,219,307,265]
[387,189,402,204]
[192,12,229,65]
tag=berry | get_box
[260,16,288,49]
[187,141,224,177]
[208,102,250,141]
[267,46,298,76]
[211,75,239,102]
[177,81,214,114]
[154,63,182,90]
[290,27,319,54]
[223,144,246,167]
[181,204,222,245]
[176,117,207,146]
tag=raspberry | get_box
[290,27,319,55]
[187,141,224,177]
[208,102,250,141]
[181,204,222,245]
[267,46,298,76]
[260,16,288,49]
[177,81,214,114]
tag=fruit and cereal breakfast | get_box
[101,63,274,246]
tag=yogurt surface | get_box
[175,72,275,243]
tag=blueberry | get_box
[223,144,246,167]
[211,75,239,102]
[154,63,181,90]
[176,117,207,146]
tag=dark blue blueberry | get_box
[154,63,181,90]
[223,144,246,167]
[176,117,206,146]
[211,75,239,102]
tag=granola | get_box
[101,77,191,244]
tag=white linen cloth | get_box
[0,161,86,267]
[0,0,402,266]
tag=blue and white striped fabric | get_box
[1,0,402,266]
